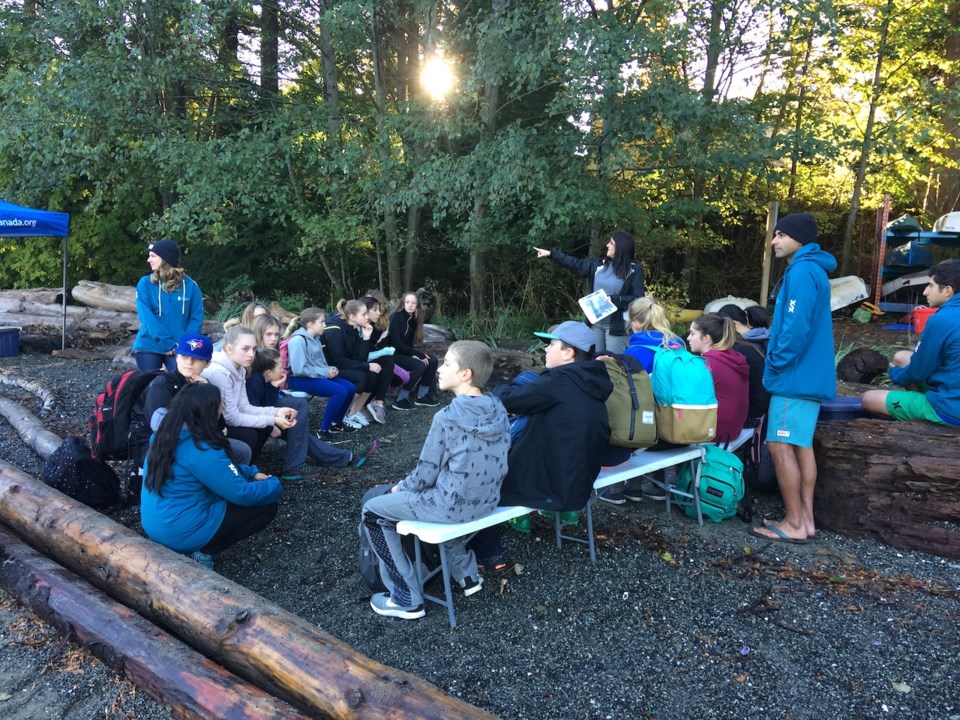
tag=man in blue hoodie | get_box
[753,213,836,545]
[862,261,960,427]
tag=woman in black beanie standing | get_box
[133,239,205,371]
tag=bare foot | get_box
[752,520,808,542]
[763,516,815,537]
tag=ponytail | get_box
[693,313,737,351]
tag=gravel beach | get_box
[1,349,959,720]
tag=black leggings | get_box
[393,353,438,392]
[338,359,394,402]
[202,501,279,555]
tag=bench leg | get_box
[413,538,458,629]
[585,499,596,563]
[437,543,457,629]
[691,456,704,527]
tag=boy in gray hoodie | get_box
[362,340,511,620]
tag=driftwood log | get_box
[0,525,310,720]
[0,397,62,460]
[0,372,56,415]
[814,418,960,558]
[0,288,64,304]
[0,460,497,720]
[71,280,137,313]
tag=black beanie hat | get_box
[774,213,818,246]
[147,239,181,268]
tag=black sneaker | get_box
[624,476,666,502]
[329,422,358,434]
[415,393,440,407]
[597,485,626,505]
[458,576,482,597]
[393,397,415,410]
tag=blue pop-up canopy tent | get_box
[0,200,71,349]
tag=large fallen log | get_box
[0,288,63,304]
[71,280,137,313]
[0,397,62,460]
[814,418,960,558]
[0,525,310,720]
[0,460,497,720]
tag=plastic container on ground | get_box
[0,327,20,357]
[912,306,937,333]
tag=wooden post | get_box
[760,201,778,307]
[0,460,498,720]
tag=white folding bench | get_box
[396,505,532,629]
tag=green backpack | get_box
[601,355,657,449]
[675,444,744,523]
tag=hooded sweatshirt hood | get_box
[443,394,512,442]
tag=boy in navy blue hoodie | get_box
[862,261,960,426]
[753,213,835,545]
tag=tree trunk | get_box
[0,525,310,720]
[841,0,894,275]
[813,418,960,558]
[468,1,503,315]
[0,460,497,720]
[371,3,403,298]
[261,0,280,97]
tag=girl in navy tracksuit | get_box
[133,239,204,372]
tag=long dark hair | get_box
[144,383,232,496]
[605,231,636,280]
[390,291,424,346]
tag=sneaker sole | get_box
[414,401,439,407]
[625,493,666,502]
[597,494,626,505]
[392,403,414,410]
[461,582,482,597]
[370,601,426,620]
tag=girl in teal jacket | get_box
[141,383,282,568]
[133,239,205,372]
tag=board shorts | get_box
[885,390,952,425]
[766,395,821,448]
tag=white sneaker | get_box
[343,414,365,430]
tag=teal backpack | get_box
[643,345,718,444]
[675,444,745,522]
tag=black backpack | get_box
[89,370,160,460]
[41,436,121,508]
[359,484,441,592]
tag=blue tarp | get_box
[0,200,70,237]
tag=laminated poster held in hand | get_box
[578,290,618,325]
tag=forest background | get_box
[1,0,959,335]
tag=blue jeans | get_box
[135,352,177,372]
[287,376,355,431]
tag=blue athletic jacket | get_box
[133,274,204,354]
[889,294,960,424]
[763,243,837,402]
[141,429,282,553]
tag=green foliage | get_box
[0,0,956,327]
[444,308,548,343]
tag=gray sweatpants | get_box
[361,490,478,607]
